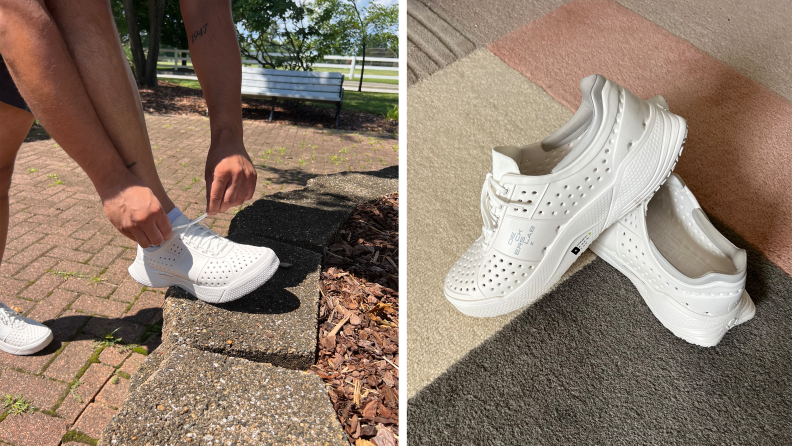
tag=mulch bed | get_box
[138,81,397,133]
[310,193,399,446]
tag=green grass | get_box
[159,77,201,89]
[308,66,398,85]
[158,63,398,84]
[2,395,32,416]
[159,78,397,116]
[313,90,398,117]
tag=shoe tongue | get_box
[171,214,192,229]
[492,146,521,181]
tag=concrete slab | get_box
[306,166,398,205]
[162,237,321,370]
[100,345,347,446]
[406,48,597,397]
[229,189,356,253]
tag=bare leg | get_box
[0,0,172,247]
[0,102,34,265]
[43,0,175,213]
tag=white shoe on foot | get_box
[128,214,280,304]
[444,75,687,317]
[0,303,53,355]
[590,173,754,347]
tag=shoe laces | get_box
[173,214,230,254]
[480,173,509,245]
[0,305,26,329]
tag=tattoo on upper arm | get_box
[191,23,209,43]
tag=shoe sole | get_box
[590,240,755,347]
[128,252,280,304]
[0,331,53,356]
[447,106,687,318]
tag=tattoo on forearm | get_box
[191,23,208,43]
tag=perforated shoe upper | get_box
[445,75,686,310]
[0,303,52,348]
[139,214,275,288]
[592,173,748,317]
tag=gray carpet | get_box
[407,218,791,445]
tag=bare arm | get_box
[179,0,256,216]
[0,0,171,247]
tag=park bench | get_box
[240,67,345,128]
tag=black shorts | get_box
[0,53,30,113]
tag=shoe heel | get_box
[128,261,173,288]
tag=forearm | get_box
[179,0,244,147]
[0,0,131,197]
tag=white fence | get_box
[159,49,398,81]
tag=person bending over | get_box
[0,0,279,356]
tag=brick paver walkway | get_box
[0,113,398,446]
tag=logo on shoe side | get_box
[507,226,535,256]
[571,232,592,256]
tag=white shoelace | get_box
[0,305,26,329]
[173,213,230,254]
[480,173,509,245]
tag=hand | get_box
[99,171,172,248]
[205,141,257,216]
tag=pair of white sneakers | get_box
[1,213,279,356]
[444,75,754,347]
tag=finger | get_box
[231,174,250,209]
[156,207,173,240]
[221,174,243,213]
[245,171,256,202]
[119,228,136,242]
[143,220,165,247]
[208,174,229,216]
[130,227,152,249]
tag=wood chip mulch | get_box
[138,81,398,134]
[310,193,399,446]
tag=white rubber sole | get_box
[591,240,755,347]
[128,252,280,304]
[0,330,53,356]
[447,110,687,318]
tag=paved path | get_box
[0,113,397,446]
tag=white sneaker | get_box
[590,173,754,347]
[444,75,686,317]
[128,214,280,304]
[0,303,53,355]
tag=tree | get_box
[337,0,398,92]
[233,0,341,71]
[114,0,181,86]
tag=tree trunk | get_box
[143,0,167,88]
[357,41,366,92]
[121,0,145,84]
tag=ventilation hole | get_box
[605,149,610,153]
[593,168,598,172]
[628,142,633,148]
